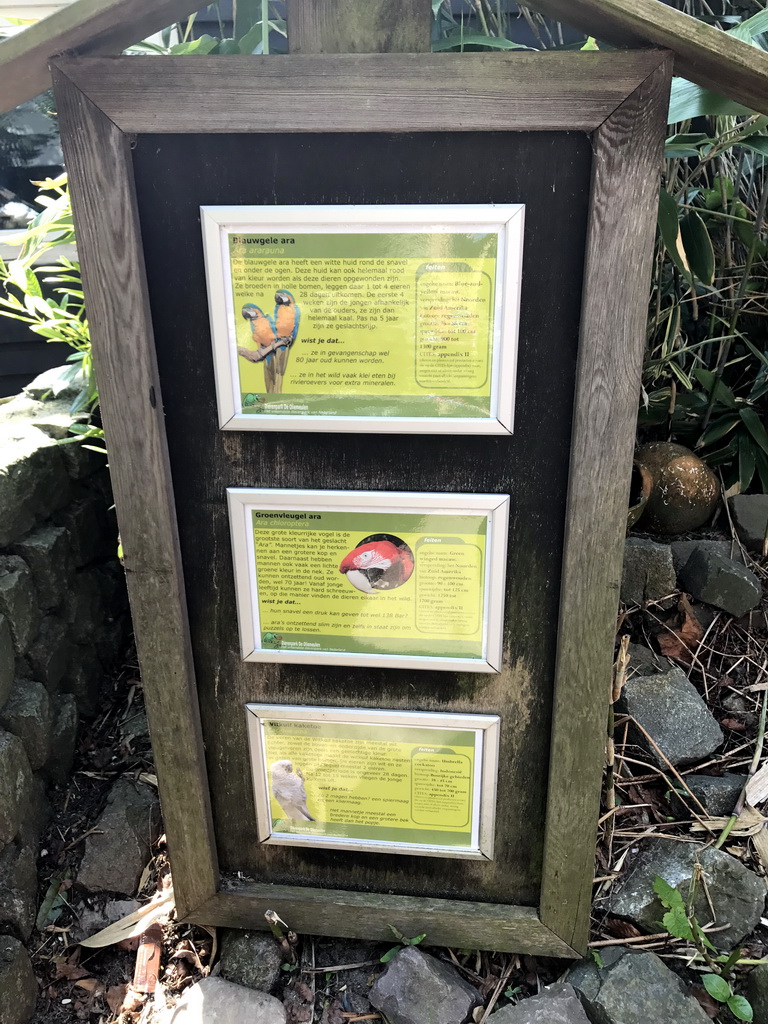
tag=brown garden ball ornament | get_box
[633,441,720,534]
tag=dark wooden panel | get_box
[53,52,670,134]
[132,130,592,907]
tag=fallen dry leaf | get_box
[79,890,174,948]
[106,984,128,1014]
[691,804,766,837]
[603,918,645,939]
[720,717,747,732]
[691,983,720,1019]
[657,595,704,664]
[752,825,768,873]
[747,762,768,806]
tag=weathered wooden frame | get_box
[52,50,671,956]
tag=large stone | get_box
[621,539,676,606]
[61,645,104,718]
[679,548,761,619]
[55,498,111,568]
[0,679,52,771]
[77,778,161,894]
[46,693,78,784]
[489,983,590,1023]
[62,570,105,644]
[670,540,738,576]
[617,664,722,767]
[219,930,283,993]
[368,946,482,1024]
[729,494,768,553]
[12,525,74,612]
[0,839,38,940]
[26,616,71,694]
[566,946,709,1024]
[70,898,140,945]
[0,558,39,656]
[745,964,768,1024]
[670,773,745,818]
[23,364,85,404]
[0,936,37,1024]
[58,438,105,480]
[605,838,765,949]
[19,773,48,847]
[169,977,286,1023]
[0,424,71,547]
[0,617,14,712]
[0,731,31,844]
[626,643,667,678]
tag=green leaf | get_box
[702,973,731,1003]
[739,432,757,492]
[407,933,426,946]
[665,132,712,159]
[658,188,689,276]
[700,413,740,446]
[755,447,768,492]
[727,994,754,1021]
[729,8,768,45]
[694,368,738,409]
[669,78,756,124]
[217,38,240,54]
[653,874,683,909]
[740,406,768,455]
[380,946,401,963]
[234,0,263,43]
[238,21,265,53]
[680,212,715,285]
[740,135,768,157]
[662,904,693,941]
[432,32,531,51]
[170,34,218,54]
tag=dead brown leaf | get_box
[657,595,704,664]
[721,717,747,732]
[691,983,720,1019]
[603,918,645,939]
[106,984,128,1014]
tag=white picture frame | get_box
[227,488,509,673]
[201,204,523,434]
[245,703,500,860]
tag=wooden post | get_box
[287,0,431,54]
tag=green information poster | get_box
[228,232,497,418]
[245,705,500,857]
[250,508,487,661]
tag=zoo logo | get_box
[243,393,261,407]
[262,632,283,648]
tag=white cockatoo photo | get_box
[270,759,315,820]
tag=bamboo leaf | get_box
[680,212,715,285]
[668,78,755,124]
[694,368,738,409]
[740,407,768,455]
[739,431,757,492]
[432,32,531,51]
[700,414,740,446]
[658,188,689,276]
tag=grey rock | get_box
[77,778,161,894]
[27,616,71,695]
[58,438,105,480]
[670,540,738,576]
[18,773,49,848]
[368,946,482,1024]
[46,694,78,784]
[745,963,768,1024]
[617,664,722,767]
[0,839,37,940]
[121,711,149,747]
[566,946,709,1024]
[679,548,761,619]
[61,645,104,718]
[488,983,590,1023]
[670,773,745,817]
[71,898,140,945]
[621,539,676,606]
[729,494,768,553]
[0,617,14,712]
[605,838,765,949]
[626,643,666,678]
[55,498,110,567]
[12,525,74,612]
[23,365,84,404]
[0,424,71,547]
[0,731,31,844]
[62,570,105,644]
[95,612,131,671]
[0,558,39,656]
[169,977,286,1023]
[0,680,52,771]
[0,936,37,1024]
[219,930,283,993]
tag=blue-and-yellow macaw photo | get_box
[237,291,301,394]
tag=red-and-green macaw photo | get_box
[237,290,301,394]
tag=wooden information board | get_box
[53,50,671,955]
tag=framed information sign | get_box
[201,204,523,434]
[246,705,500,860]
[227,488,509,672]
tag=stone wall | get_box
[0,367,129,1010]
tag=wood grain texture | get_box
[132,128,593,915]
[287,0,431,53]
[51,66,218,920]
[0,0,207,115]
[189,884,577,956]
[539,56,673,952]
[52,52,670,134]
[529,0,768,116]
